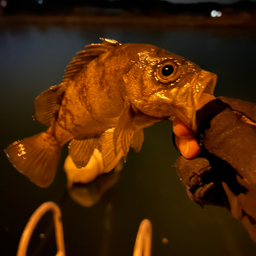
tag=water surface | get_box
[0,23,256,256]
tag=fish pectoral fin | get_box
[130,128,144,153]
[34,83,66,127]
[114,100,136,156]
[69,138,99,168]
[98,128,124,173]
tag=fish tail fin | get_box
[4,131,61,188]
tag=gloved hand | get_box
[174,96,256,242]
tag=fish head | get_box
[122,44,217,131]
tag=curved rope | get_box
[17,201,152,256]
[16,201,65,256]
[133,219,152,256]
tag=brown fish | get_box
[4,38,217,187]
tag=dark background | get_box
[0,1,256,255]
[1,0,256,17]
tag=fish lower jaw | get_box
[191,78,216,130]
[195,74,217,111]
[197,93,216,110]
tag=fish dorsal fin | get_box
[69,137,100,168]
[62,38,121,83]
[34,83,66,127]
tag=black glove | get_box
[175,96,256,208]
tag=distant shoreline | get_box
[0,14,255,28]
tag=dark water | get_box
[0,23,256,256]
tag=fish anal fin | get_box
[69,138,99,168]
[130,129,144,153]
[4,132,61,188]
[62,38,121,83]
[34,84,66,127]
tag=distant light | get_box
[211,10,222,18]
[0,0,7,7]
[38,0,43,4]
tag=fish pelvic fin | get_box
[114,100,136,156]
[130,129,144,153]
[34,83,67,127]
[62,38,121,83]
[97,128,125,173]
[4,131,61,188]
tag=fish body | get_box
[5,38,217,187]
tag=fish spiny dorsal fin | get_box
[100,38,122,47]
[62,38,122,83]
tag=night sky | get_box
[164,0,256,3]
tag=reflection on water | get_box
[0,23,256,256]
[68,166,122,208]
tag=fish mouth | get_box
[196,73,217,109]
[169,71,217,131]
[192,71,217,130]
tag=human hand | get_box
[173,117,201,159]
[173,93,216,159]
[174,95,256,243]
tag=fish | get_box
[4,38,217,188]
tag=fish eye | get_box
[162,65,174,76]
[156,61,180,83]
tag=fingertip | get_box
[175,137,201,159]
[173,117,195,138]
[184,138,201,159]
